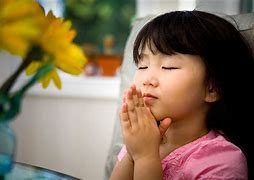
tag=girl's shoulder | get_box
[162,130,248,179]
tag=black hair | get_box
[133,10,254,178]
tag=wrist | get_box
[134,156,163,180]
[133,153,161,164]
[132,147,160,162]
[124,153,134,164]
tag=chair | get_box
[103,11,254,180]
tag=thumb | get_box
[159,118,172,137]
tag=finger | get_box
[126,89,135,111]
[159,118,172,137]
[132,88,147,126]
[120,103,131,129]
[126,89,138,126]
[122,90,128,103]
[130,85,139,107]
[135,104,145,124]
[121,101,128,113]
[145,107,156,123]
[136,88,145,107]
[136,106,156,127]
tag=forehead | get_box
[139,43,164,60]
[140,44,179,63]
[141,44,206,68]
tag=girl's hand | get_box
[120,85,170,162]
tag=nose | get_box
[143,73,159,87]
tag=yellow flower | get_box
[0,0,45,57]
[26,11,87,89]
[0,1,87,90]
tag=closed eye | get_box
[138,66,148,70]
[162,67,179,70]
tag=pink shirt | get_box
[118,130,248,179]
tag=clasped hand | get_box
[120,85,171,162]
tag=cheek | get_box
[159,78,207,118]
[132,72,143,88]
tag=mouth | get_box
[143,93,157,98]
[143,93,158,105]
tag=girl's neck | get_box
[160,118,209,158]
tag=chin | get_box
[152,111,170,122]
[148,105,170,121]
[150,111,162,121]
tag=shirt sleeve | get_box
[183,141,248,179]
[117,145,127,161]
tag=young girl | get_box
[110,10,254,180]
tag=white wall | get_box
[11,94,118,180]
[0,51,20,86]
[1,52,120,179]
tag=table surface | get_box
[4,162,80,180]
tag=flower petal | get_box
[52,70,62,90]
[25,62,41,75]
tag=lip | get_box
[143,93,157,98]
[143,93,158,105]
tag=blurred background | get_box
[36,0,254,78]
[38,0,136,77]
[0,0,253,179]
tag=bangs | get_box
[133,11,207,65]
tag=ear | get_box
[204,83,220,103]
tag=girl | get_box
[110,10,254,179]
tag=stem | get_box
[0,57,32,94]
[0,45,44,94]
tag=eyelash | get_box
[138,66,147,70]
[138,66,178,70]
[162,67,178,70]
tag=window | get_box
[64,0,136,77]
[37,0,135,77]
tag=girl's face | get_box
[133,45,216,122]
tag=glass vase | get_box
[0,122,16,176]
